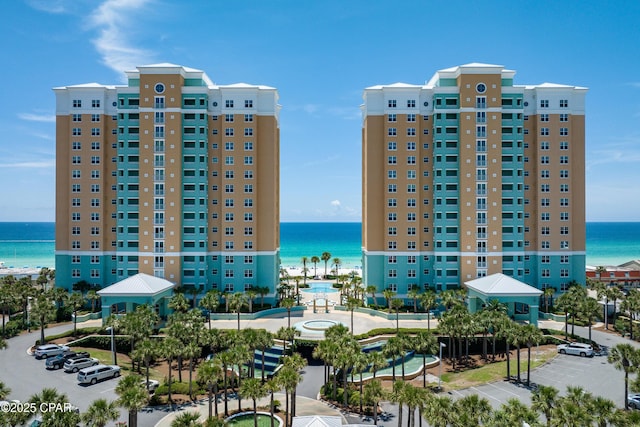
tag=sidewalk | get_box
[154,393,346,427]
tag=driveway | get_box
[0,320,166,427]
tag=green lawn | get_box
[440,351,556,390]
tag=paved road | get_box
[0,320,166,427]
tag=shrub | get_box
[155,381,205,396]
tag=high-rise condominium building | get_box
[54,64,280,301]
[362,63,586,297]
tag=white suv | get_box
[34,344,70,359]
[77,365,120,385]
[63,357,99,373]
[557,342,594,357]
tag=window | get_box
[560,113,569,122]
[244,156,253,165]
[541,198,550,207]
[91,128,100,136]
[407,113,416,122]
[244,184,253,193]
[407,141,416,150]
[561,255,569,263]
[407,184,416,193]
[225,184,234,193]
[388,198,397,207]
[540,114,549,122]
[388,156,397,165]
[91,213,100,221]
[560,99,568,108]
[407,170,416,179]
[244,128,253,136]
[560,198,569,206]
[560,156,569,164]
[244,198,253,207]
[91,114,100,122]
[407,156,416,164]
[561,241,570,249]
[72,198,80,207]
[225,156,234,165]
[540,128,549,136]
[244,170,254,179]
[72,128,81,136]
[388,170,397,179]
[225,100,234,108]
[91,141,100,150]
[541,227,550,235]
[540,141,549,150]
[560,184,569,192]
[91,156,100,164]
[388,256,396,264]
[407,128,416,136]
[91,241,100,250]
[388,114,396,122]
[388,184,397,193]
[72,226,80,235]
[73,99,82,108]
[388,141,397,150]
[72,184,81,193]
[72,213,80,221]
[388,227,397,236]
[540,170,549,178]
[540,100,549,108]
[388,128,397,136]
[561,212,569,221]
[225,114,234,122]
[560,141,569,150]
[407,99,416,108]
[91,198,100,207]
[407,212,416,221]
[225,142,234,150]
[541,213,550,221]
[541,184,550,192]
[407,198,416,207]
[72,114,82,122]
[72,141,81,150]
[541,255,550,264]
[388,99,396,108]
[560,226,569,235]
[225,199,234,207]
[72,170,81,179]
[560,128,569,136]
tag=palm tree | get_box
[169,292,190,314]
[321,252,331,278]
[199,289,220,329]
[621,289,640,340]
[580,296,601,342]
[419,290,436,330]
[531,385,559,427]
[345,297,360,335]
[332,258,342,282]
[367,351,388,380]
[408,286,420,313]
[608,343,638,410]
[162,336,183,406]
[246,288,258,313]
[383,337,403,381]
[590,395,617,427]
[365,284,378,307]
[301,256,309,286]
[132,338,158,390]
[198,358,224,420]
[0,381,10,399]
[382,289,396,313]
[311,256,320,278]
[492,397,539,427]
[218,350,235,417]
[264,378,280,427]
[255,329,275,382]
[281,297,295,328]
[31,293,55,345]
[453,394,492,426]
[115,374,148,427]
[543,287,555,313]
[496,317,516,381]
[351,351,368,414]
[240,378,267,427]
[277,365,301,427]
[391,298,404,331]
[522,324,543,386]
[229,293,248,331]
[424,395,454,427]
[67,291,85,337]
[82,398,120,427]
[414,330,437,388]
[363,379,386,425]
[184,342,201,401]
[171,411,201,427]
[391,381,407,427]
[86,289,100,313]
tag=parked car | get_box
[77,365,120,385]
[63,357,99,373]
[45,352,90,370]
[628,394,640,409]
[557,342,594,357]
[142,379,160,393]
[34,344,70,359]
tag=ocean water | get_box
[0,222,638,270]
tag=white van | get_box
[77,364,120,385]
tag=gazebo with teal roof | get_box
[97,273,176,323]
[465,273,543,326]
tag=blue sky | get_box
[1,0,639,222]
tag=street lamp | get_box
[438,342,447,391]
[106,326,117,365]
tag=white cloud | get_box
[26,0,68,14]
[18,113,55,123]
[0,161,55,169]
[88,0,156,74]
[330,200,341,207]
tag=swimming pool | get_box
[301,282,339,293]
